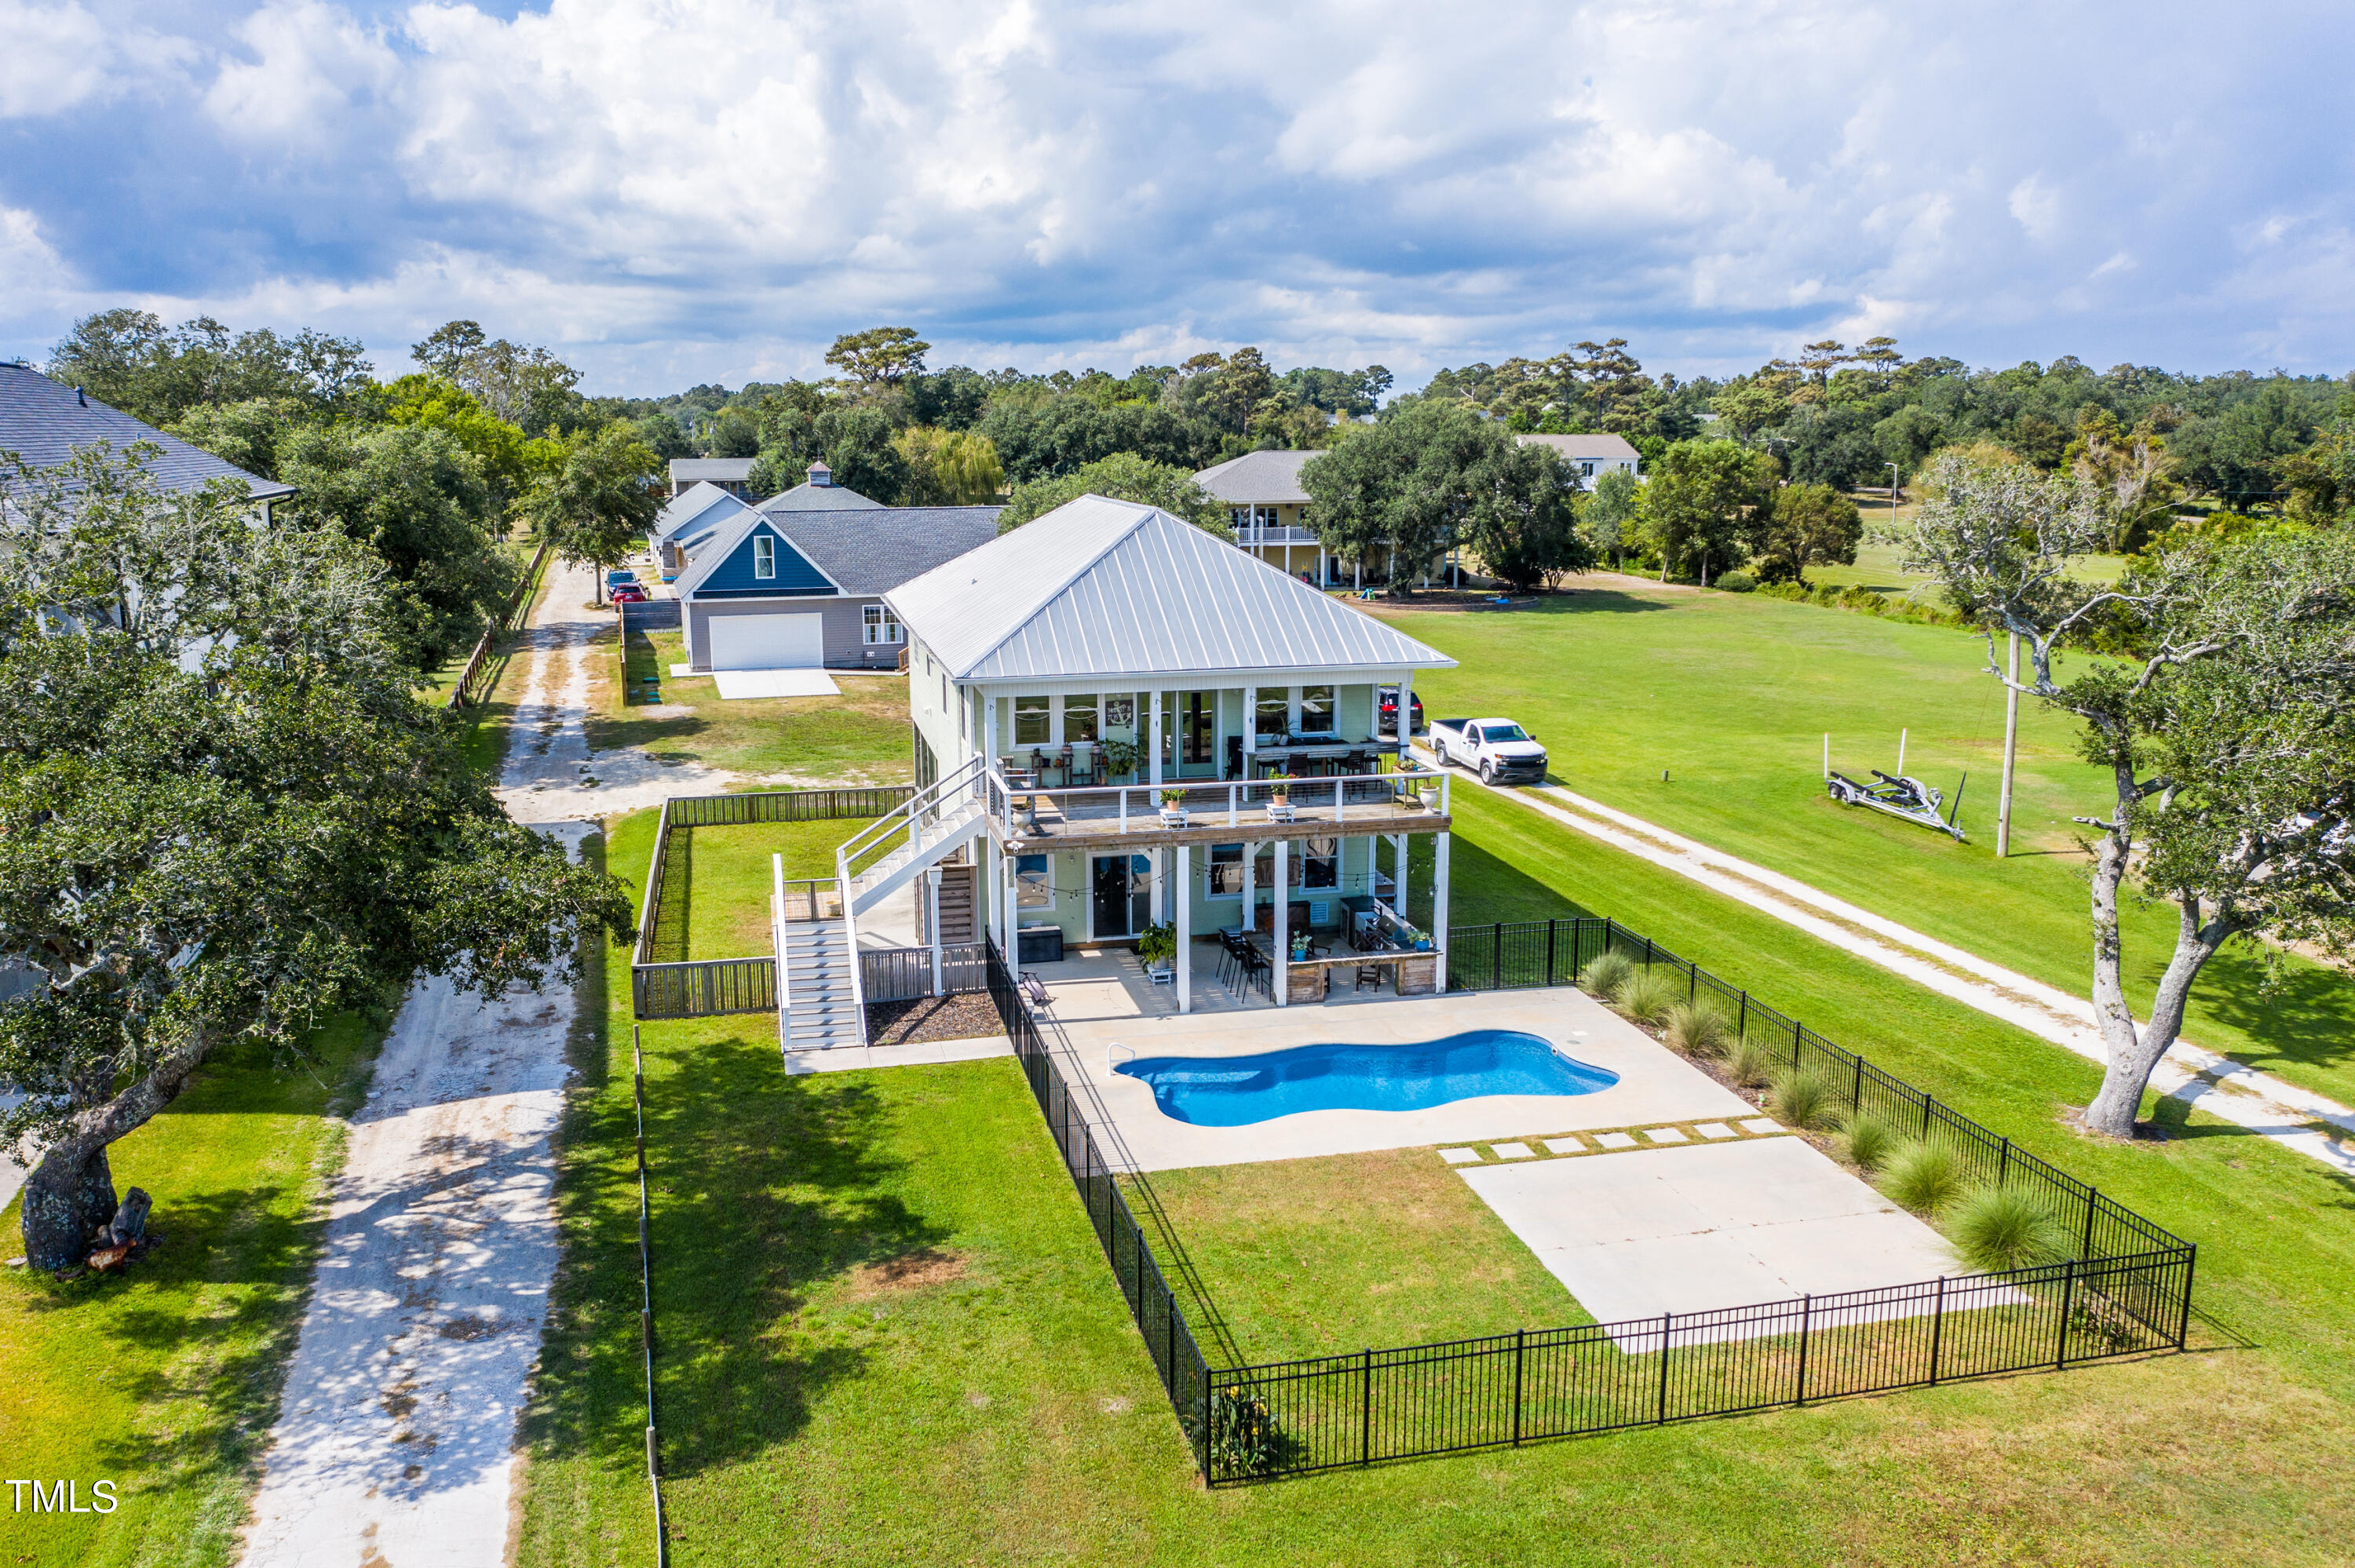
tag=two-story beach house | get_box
[831,494,1459,1027]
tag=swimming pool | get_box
[1113,1030,1619,1127]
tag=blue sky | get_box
[4,0,2353,396]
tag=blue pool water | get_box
[1114,1030,1619,1127]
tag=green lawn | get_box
[665,818,876,959]
[1376,582,2355,1110]
[587,624,911,784]
[1134,1148,1588,1363]
[0,1010,389,1566]
[514,801,2355,1566]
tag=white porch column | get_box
[926,866,945,996]
[1149,844,1164,925]
[1002,844,1019,966]
[1148,688,1164,786]
[982,690,997,770]
[1176,843,1192,1014]
[1272,837,1290,1008]
[1241,837,1255,941]
[1433,830,1451,971]
[1396,671,1414,745]
[1390,832,1408,917]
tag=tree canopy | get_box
[0,446,633,1267]
[995,454,1229,537]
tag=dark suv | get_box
[1378,686,1425,738]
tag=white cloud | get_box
[3,0,2353,385]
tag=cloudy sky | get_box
[4,0,2352,396]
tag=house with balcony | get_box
[1196,447,1434,589]
[819,494,1458,1034]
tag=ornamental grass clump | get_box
[1576,950,1634,998]
[1840,1111,1900,1173]
[1725,1034,1778,1088]
[1662,1000,1731,1058]
[1768,1065,1838,1130]
[1947,1185,2074,1274]
[1879,1138,1962,1216]
[1611,968,1681,1026]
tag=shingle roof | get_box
[1515,432,1641,463]
[764,505,1002,596]
[1194,447,1318,505]
[654,480,751,543]
[0,363,294,503]
[755,480,885,512]
[673,505,846,599]
[885,494,1455,684]
[669,457,756,483]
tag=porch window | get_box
[863,603,900,644]
[1205,843,1244,898]
[1254,687,1289,742]
[1063,693,1099,743]
[1013,694,1050,746]
[753,534,776,579]
[1016,854,1051,909]
[1302,836,1339,890]
[1299,685,1334,735]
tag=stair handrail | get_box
[837,753,986,887]
[772,853,793,1053]
[840,867,869,1048]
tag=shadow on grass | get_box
[641,1026,955,1480]
[2189,943,2355,1088]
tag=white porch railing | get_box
[983,760,1448,841]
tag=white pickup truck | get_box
[1429,718,1549,785]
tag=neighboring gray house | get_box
[667,456,757,498]
[1514,432,1641,480]
[0,361,294,513]
[674,497,1002,672]
[753,459,885,513]
[651,480,752,578]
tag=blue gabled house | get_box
[673,494,1002,671]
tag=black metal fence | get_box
[981,912,2196,1485]
[984,950,1212,1471]
[862,943,991,1003]
[1443,917,2189,1271]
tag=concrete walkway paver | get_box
[1421,749,2355,1177]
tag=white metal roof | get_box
[885,494,1455,684]
[1515,432,1641,463]
[1194,447,1317,505]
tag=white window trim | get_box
[752,534,776,580]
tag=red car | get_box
[610,583,649,603]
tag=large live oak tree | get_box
[1894,452,2355,1137]
[0,446,634,1269]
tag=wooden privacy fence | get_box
[447,540,551,710]
[860,943,991,1003]
[630,785,915,1019]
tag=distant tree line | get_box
[45,309,663,665]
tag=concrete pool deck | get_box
[1459,1136,1978,1346]
[1031,958,1754,1174]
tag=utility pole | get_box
[1996,633,2021,857]
[1887,462,1900,527]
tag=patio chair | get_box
[1018,971,1053,1011]
[1067,747,1097,787]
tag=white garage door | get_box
[706,611,827,670]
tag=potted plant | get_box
[1266,775,1295,822]
[1137,921,1178,980]
[1158,787,1188,827]
[1101,736,1140,782]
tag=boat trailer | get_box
[1827,768,1967,842]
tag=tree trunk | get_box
[20,1140,117,1271]
[2084,895,2231,1137]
